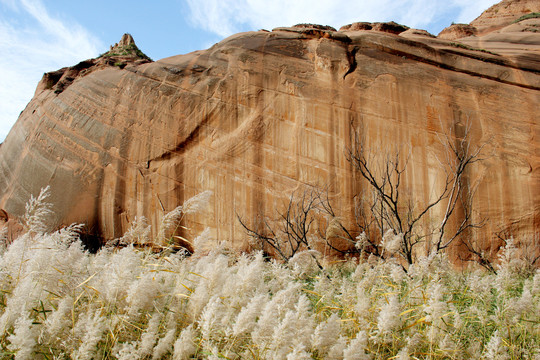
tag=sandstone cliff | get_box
[0,2,538,261]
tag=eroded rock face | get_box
[340,21,409,34]
[437,23,478,40]
[437,1,540,74]
[470,0,540,34]
[400,29,436,38]
[0,8,538,261]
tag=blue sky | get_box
[0,0,499,142]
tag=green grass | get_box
[448,42,499,56]
[513,12,540,23]
[100,43,152,61]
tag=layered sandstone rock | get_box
[340,21,409,35]
[438,0,540,84]
[437,23,478,40]
[470,0,540,34]
[457,17,540,70]
[0,3,538,261]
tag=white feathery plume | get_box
[494,238,522,293]
[173,324,198,360]
[72,309,106,360]
[355,231,368,251]
[7,311,38,360]
[269,295,314,358]
[390,263,406,283]
[157,206,184,244]
[157,190,213,244]
[186,280,210,322]
[232,292,268,336]
[152,326,177,360]
[182,190,213,215]
[327,335,347,360]
[116,342,138,360]
[0,276,41,335]
[511,287,533,319]
[311,313,340,354]
[286,342,312,360]
[125,272,159,315]
[397,347,410,360]
[293,294,315,345]
[289,250,322,278]
[270,310,302,359]
[354,287,371,324]
[483,331,509,360]
[532,271,540,295]
[377,295,401,336]
[325,216,343,241]
[138,312,163,356]
[496,238,519,272]
[251,282,302,349]
[223,252,266,307]
[193,227,211,252]
[120,216,151,245]
[23,186,53,234]
[199,295,224,341]
[343,330,370,360]
[424,282,447,324]
[44,296,73,342]
[438,334,459,357]
[381,229,402,255]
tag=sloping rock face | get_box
[438,0,540,98]
[470,0,540,34]
[437,24,478,40]
[0,7,538,260]
[340,21,409,35]
[457,17,540,71]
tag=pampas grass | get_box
[0,190,538,359]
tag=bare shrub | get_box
[344,121,487,266]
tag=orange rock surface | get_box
[470,0,540,34]
[0,2,538,260]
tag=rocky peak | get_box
[118,33,135,47]
[36,33,152,95]
[101,33,151,61]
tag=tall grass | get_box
[0,190,538,359]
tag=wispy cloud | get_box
[0,0,102,142]
[184,0,498,38]
[450,0,499,24]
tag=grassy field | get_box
[0,190,538,359]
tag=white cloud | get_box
[452,0,500,24]
[0,0,102,142]
[185,0,499,38]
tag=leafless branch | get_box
[346,119,487,266]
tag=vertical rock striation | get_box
[0,4,538,261]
